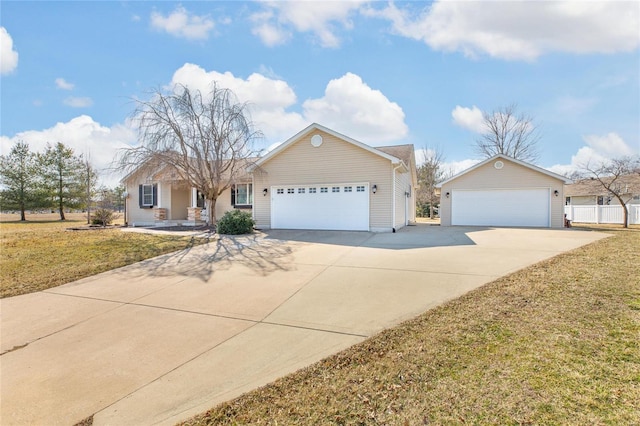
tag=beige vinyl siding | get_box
[569,194,633,206]
[253,129,393,231]
[568,196,598,206]
[440,159,565,228]
[394,169,411,229]
[125,181,156,226]
[213,188,235,221]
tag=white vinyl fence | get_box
[565,205,640,225]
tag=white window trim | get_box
[141,184,154,207]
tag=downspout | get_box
[392,163,402,233]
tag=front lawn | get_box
[0,214,208,298]
[181,226,639,425]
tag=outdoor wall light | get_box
[446,192,450,198]
[372,184,377,194]
[554,190,559,197]
[263,188,268,196]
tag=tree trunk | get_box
[20,204,26,221]
[207,197,217,225]
[613,194,629,228]
[58,175,65,220]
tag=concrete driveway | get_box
[0,225,607,425]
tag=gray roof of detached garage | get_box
[564,174,640,197]
[437,154,571,187]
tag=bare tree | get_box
[416,146,449,219]
[118,84,262,224]
[475,103,540,162]
[79,153,99,224]
[577,156,640,228]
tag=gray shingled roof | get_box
[375,144,414,167]
[564,174,640,197]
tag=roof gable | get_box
[250,123,404,170]
[438,154,571,187]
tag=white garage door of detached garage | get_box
[451,188,550,227]
[271,184,369,231]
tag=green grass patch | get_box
[1,217,207,298]
[181,228,639,425]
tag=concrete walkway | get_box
[0,225,607,425]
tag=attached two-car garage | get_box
[271,183,370,231]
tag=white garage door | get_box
[452,188,550,227]
[271,183,369,231]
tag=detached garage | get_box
[439,155,570,228]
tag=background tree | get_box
[119,84,262,224]
[79,153,99,224]
[0,141,39,220]
[476,103,540,162]
[576,156,640,228]
[39,142,84,220]
[416,147,448,219]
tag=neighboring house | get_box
[250,123,417,232]
[564,174,640,206]
[122,123,418,232]
[564,174,640,225]
[438,154,570,228]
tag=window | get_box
[344,186,352,192]
[357,186,365,192]
[139,184,156,208]
[287,188,295,194]
[232,183,253,206]
[597,195,611,205]
[309,187,317,193]
[298,188,305,194]
[277,188,284,194]
[320,187,328,193]
[332,186,340,193]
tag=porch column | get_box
[191,187,198,207]
[157,182,162,208]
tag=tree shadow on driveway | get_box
[119,232,298,283]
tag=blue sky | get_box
[2,1,639,187]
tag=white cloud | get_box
[250,1,366,48]
[584,132,635,158]
[302,72,408,143]
[0,115,136,187]
[451,105,485,133]
[64,96,93,108]
[151,6,214,40]
[168,63,306,142]
[369,1,640,61]
[164,65,408,145]
[548,132,637,176]
[1,27,19,75]
[55,78,75,90]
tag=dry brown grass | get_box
[182,228,639,425]
[0,213,207,298]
